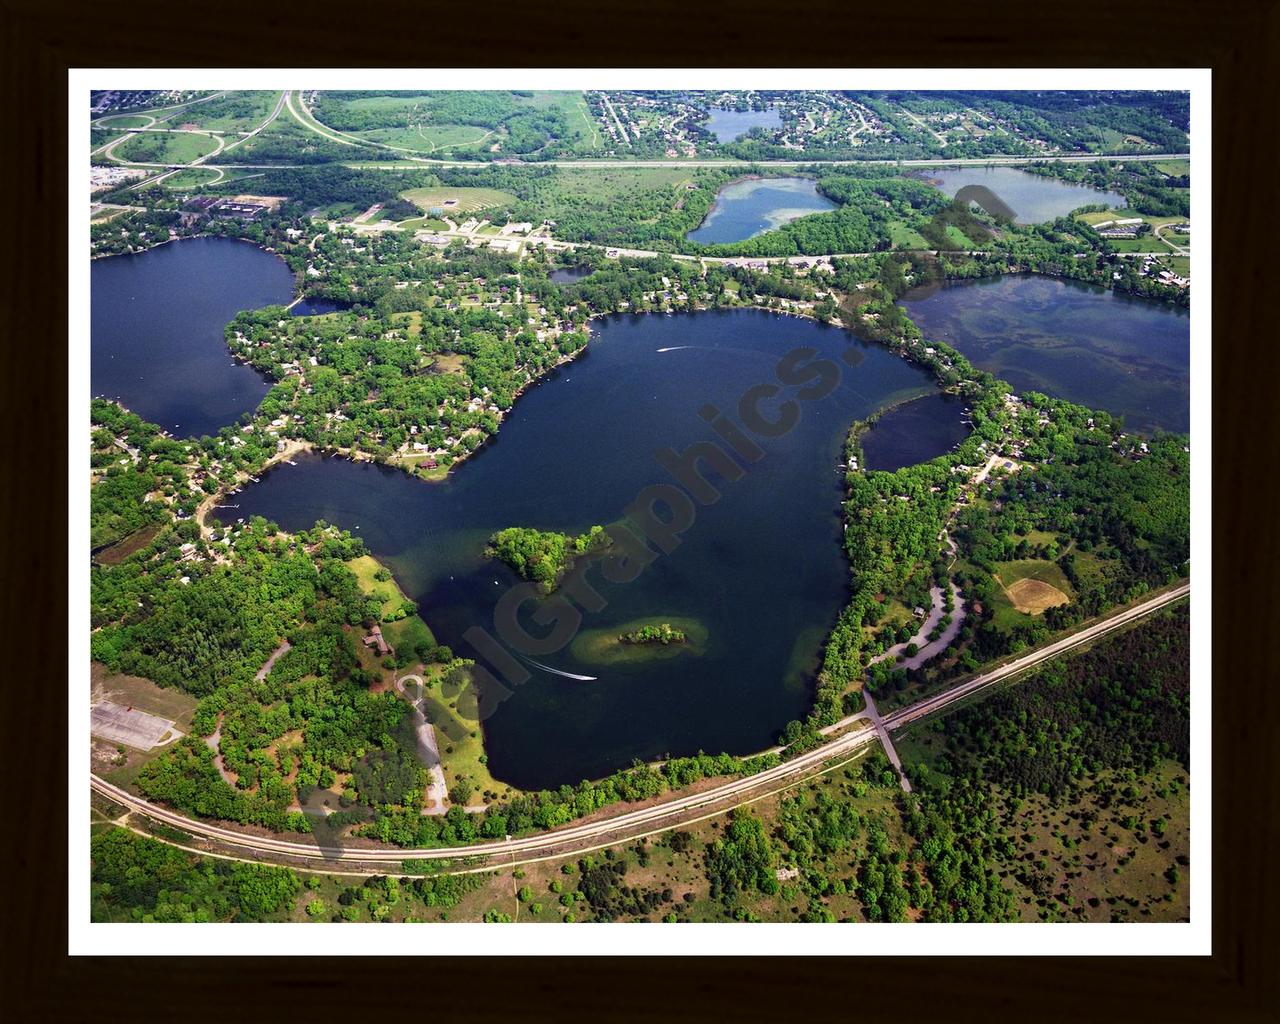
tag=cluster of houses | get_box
[1133,253,1191,289]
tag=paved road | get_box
[1153,221,1190,257]
[106,152,1191,174]
[89,581,1188,869]
[863,693,911,792]
[868,579,966,672]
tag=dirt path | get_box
[204,714,238,786]
[395,674,450,814]
[255,640,292,681]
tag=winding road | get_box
[90,581,1188,871]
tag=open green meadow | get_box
[355,124,494,153]
[114,131,221,165]
[161,91,280,133]
[160,167,228,190]
[97,114,153,129]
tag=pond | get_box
[687,176,837,245]
[548,266,594,285]
[899,275,1190,434]
[91,237,295,437]
[231,309,943,789]
[920,166,1128,224]
[860,391,971,471]
[704,106,783,143]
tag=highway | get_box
[169,151,1192,173]
[90,581,1188,871]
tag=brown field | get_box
[432,353,467,374]
[1005,577,1071,614]
[95,522,164,565]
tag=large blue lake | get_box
[687,176,837,245]
[922,166,1128,224]
[900,275,1190,434]
[91,238,295,437]
[230,310,946,788]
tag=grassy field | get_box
[97,114,153,129]
[383,614,434,658]
[114,131,220,165]
[388,311,423,337]
[346,555,421,625]
[543,166,698,202]
[886,220,929,248]
[344,553,439,692]
[160,167,230,190]
[1153,159,1191,177]
[400,186,518,215]
[164,91,279,133]
[398,216,450,231]
[419,664,516,804]
[1067,548,1119,594]
[355,124,493,153]
[311,201,362,220]
[322,90,597,156]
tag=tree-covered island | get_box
[486,524,610,593]
[618,623,687,645]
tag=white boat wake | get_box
[656,346,692,353]
[521,655,598,682]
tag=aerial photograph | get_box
[84,81,1195,931]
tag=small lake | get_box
[922,166,1128,224]
[860,392,970,471]
[548,267,594,285]
[900,275,1190,434]
[231,309,942,789]
[91,237,295,437]
[705,106,782,143]
[687,176,837,246]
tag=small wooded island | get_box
[618,623,687,645]
[570,616,708,666]
[486,524,610,593]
